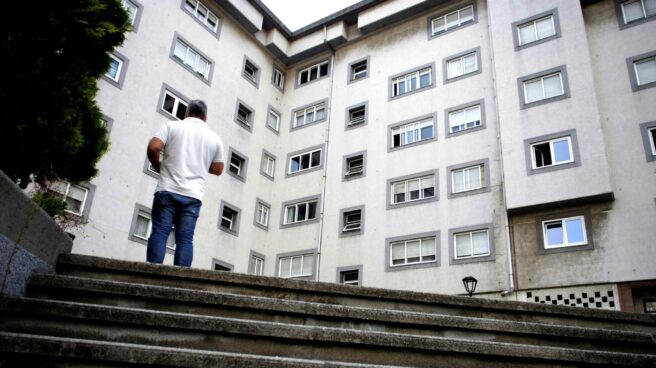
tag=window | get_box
[339,206,364,237]
[47,182,89,217]
[278,253,314,278]
[446,52,477,80]
[340,270,359,285]
[254,200,270,229]
[297,60,329,86]
[391,175,435,205]
[267,107,281,133]
[184,0,221,33]
[284,200,318,225]
[242,56,260,87]
[430,5,474,36]
[287,147,322,175]
[390,237,437,267]
[121,0,140,27]
[518,66,570,109]
[454,229,489,259]
[128,204,174,247]
[542,216,587,249]
[452,165,483,193]
[517,15,555,46]
[214,263,231,271]
[345,155,364,177]
[172,37,212,81]
[639,121,656,161]
[159,84,189,120]
[449,104,480,133]
[272,66,285,90]
[390,66,433,98]
[234,100,254,130]
[391,116,435,149]
[260,150,276,179]
[227,148,247,182]
[620,0,656,24]
[133,210,151,241]
[634,56,656,86]
[105,54,123,82]
[347,105,366,128]
[218,201,240,236]
[531,136,573,169]
[212,258,234,271]
[293,101,326,129]
[348,57,369,83]
[249,253,265,275]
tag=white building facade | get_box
[66,0,655,313]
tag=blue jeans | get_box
[146,191,202,267]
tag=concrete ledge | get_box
[57,254,656,325]
[25,275,656,347]
[1,299,655,366]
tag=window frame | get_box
[253,198,271,231]
[291,99,328,131]
[280,195,321,229]
[639,121,656,162]
[387,113,437,152]
[447,158,491,199]
[427,3,477,39]
[47,182,96,223]
[344,101,368,130]
[385,231,440,272]
[536,210,594,254]
[336,265,363,285]
[271,65,286,92]
[285,144,325,178]
[275,249,317,280]
[511,9,561,51]
[524,130,581,175]
[157,83,189,121]
[122,0,143,31]
[626,50,656,92]
[443,47,482,84]
[233,98,255,132]
[212,258,234,271]
[295,59,331,88]
[347,56,370,84]
[241,55,261,88]
[103,51,129,89]
[445,99,486,138]
[218,200,241,236]
[615,0,656,29]
[260,149,276,181]
[181,0,222,38]
[248,250,266,275]
[448,223,495,265]
[170,33,214,85]
[266,105,282,134]
[386,169,439,210]
[338,205,365,238]
[388,63,436,100]
[342,150,367,181]
[226,147,248,182]
[517,65,570,109]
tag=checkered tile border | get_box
[526,289,616,310]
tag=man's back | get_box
[155,117,224,201]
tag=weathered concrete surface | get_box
[0,170,71,296]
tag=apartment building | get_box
[61,0,655,313]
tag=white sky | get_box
[261,0,362,31]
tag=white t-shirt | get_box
[154,117,224,201]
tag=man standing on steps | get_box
[145,99,225,267]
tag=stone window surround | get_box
[426,1,478,40]
[344,101,369,131]
[260,148,276,181]
[614,0,656,30]
[142,157,159,179]
[241,54,261,88]
[102,51,130,90]
[517,65,571,110]
[384,231,441,272]
[274,248,318,280]
[342,150,367,182]
[347,56,370,84]
[386,169,440,210]
[338,205,365,238]
[536,208,594,254]
[626,50,656,92]
[387,62,437,101]
[448,223,495,265]
[336,264,363,285]
[180,0,223,39]
[442,46,482,84]
[285,143,326,178]
[226,146,248,183]
[279,194,322,229]
[444,98,486,138]
[511,8,561,51]
[271,64,286,92]
[387,112,438,153]
[212,258,234,271]
[125,0,144,32]
[290,98,329,132]
[294,58,331,89]
[523,129,581,175]
[233,98,255,132]
[218,200,241,236]
[156,83,189,121]
[639,121,656,162]
[266,105,282,135]
[169,32,215,86]
[446,158,491,199]
[248,250,266,275]
[253,197,272,231]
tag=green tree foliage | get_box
[0,0,130,186]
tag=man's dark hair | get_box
[187,100,208,120]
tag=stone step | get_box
[2,298,655,367]
[0,332,405,368]
[24,274,656,354]
[56,254,656,332]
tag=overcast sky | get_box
[261,0,362,31]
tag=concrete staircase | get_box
[1,254,655,367]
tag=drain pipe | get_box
[486,11,515,297]
[315,25,336,281]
